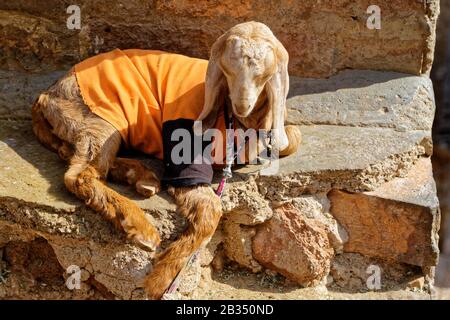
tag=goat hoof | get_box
[136,180,160,197]
[133,233,161,251]
[121,218,161,251]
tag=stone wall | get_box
[0,0,440,77]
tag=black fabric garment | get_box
[161,118,215,187]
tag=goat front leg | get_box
[144,184,222,299]
[109,157,161,197]
[65,164,161,251]
[64,128,161,251]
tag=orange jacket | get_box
[75,48,226,160]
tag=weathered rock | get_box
[242,70,436,199]
[0,70,66,120]
[287,70,436,131]
[221,178,272,226]
[330,252,423,292]
[329,158,440,267]
[0,1,439,77]
[0,10,81,72]
[194,263,431,300]
[223,222,261,273]
[291,194,348,254]
[251,124,432,199]
[3,238,65,286]
[199,227,224,267]
[0,219,153,299]
[219,177,272,272]
[252,204,334,286]
[221,194,347,274]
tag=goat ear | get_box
[194,34,227,134]
[265,43,290,152]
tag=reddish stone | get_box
[252,204,334,286]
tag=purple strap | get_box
[215,177,226,196]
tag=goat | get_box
[31,21,301,299]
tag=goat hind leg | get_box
[32,98,63,152]
[32,97,74,161]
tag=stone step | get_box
[287,70,435,131]
[251,125,431,195]
[0,120,432,209]
[0,69,437,129]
